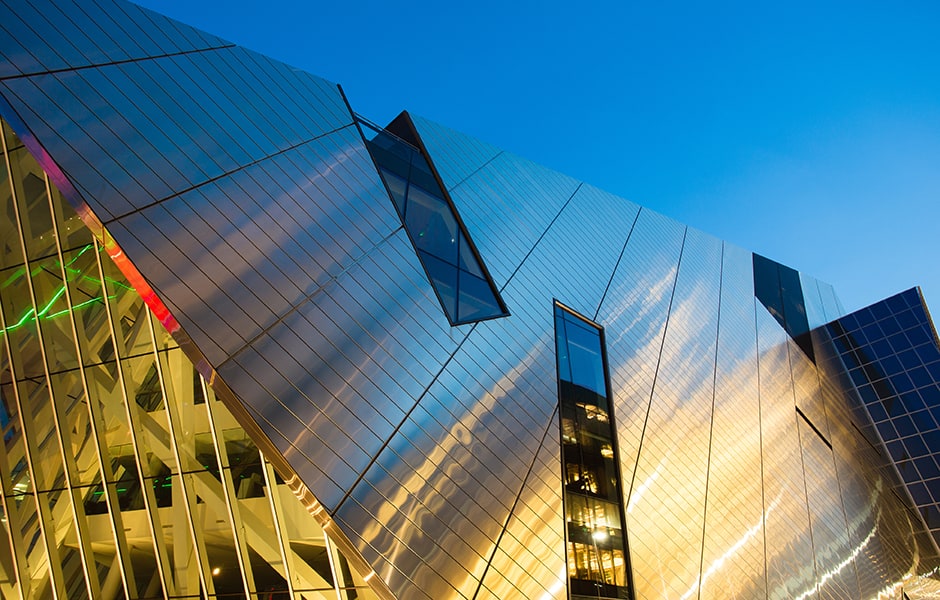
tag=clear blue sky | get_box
[137,0,940,316]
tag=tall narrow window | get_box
[357,112,508,326]
[554,302,632,600]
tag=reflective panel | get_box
[3,2,940,599]
[0,115,390,600]
[359,114,509,325]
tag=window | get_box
[358,112,508,326]
[554,302,632,600]
[752,252,814,361]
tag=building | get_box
[1,1,940,598]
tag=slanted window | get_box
[752,252,814,361]
[554,302,633,600]
[357,112,508,326]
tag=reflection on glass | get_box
[0,116,377,599]
[358,114,508,325]
[555,302,631,600]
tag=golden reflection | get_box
[577,402,609,423]
[536,565,567,600]
[353,335,560,596]
[626,462,662,514]
[793,526,875,600]
[681,495,781,600]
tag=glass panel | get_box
[40,489,91,599]
[378,168,407,217]
[752,252,783,324]
[19,377,66,492]
[12,491,53,595]
[554,303,631,599]
[63,244,111,367]
[203,509,246,598]
[48,370,99,486]
[405,185,458,265]
[364,133,413,180]
[457,231,484,278]
[457,268,500,324]
[223,429,264,499]
[1,263,44,379]
[99,246,158,357]
[8,146,55,261]
[407,153,439,194]
[49,185,91,253]
[559,314,606,398]
[360,115,506,325]
[417,251,457,322]
[31,255,79,373]
[0,139,24,270]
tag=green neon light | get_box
[0,243,128,336]
[46,296,107,318]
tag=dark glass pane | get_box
[753,253,783,322]
[919,457,940,480]
[457,230,484,278]
[905,434,928,458]
[417,251,457,322]
[555,314,572,383]
[917,344,940,364]
[779,265,808,334]
[408,154,440,194]
[883,316,904,336]
[0,148,24,270]
[562,316,606,397]
[897,309,920,330]
[378,168,407,217]
[406,185,458,265]
[555,303,630,599]
[895,414,917,438]
[456,268,500,323]
[903,392,927,413]
[921,384,940,407]
[892,372,915,395]
[359,113,507,326]
[871,299,892,320]
[365,136,412,180]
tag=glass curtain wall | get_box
[554,302,631,600]
[0,118,377,600]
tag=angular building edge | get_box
[2,1,940,598]
[0,70,398,600]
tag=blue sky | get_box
[137,0,940,315]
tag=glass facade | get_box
[2,1,940,599]
[825,288,940,545]
[0,119,378,599]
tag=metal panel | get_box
[698,242,766,599]
[409,114,504,190]
[625,227,723,599]
[428,151,581,285]
[756,306,819,599]
[597,208,686,521]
